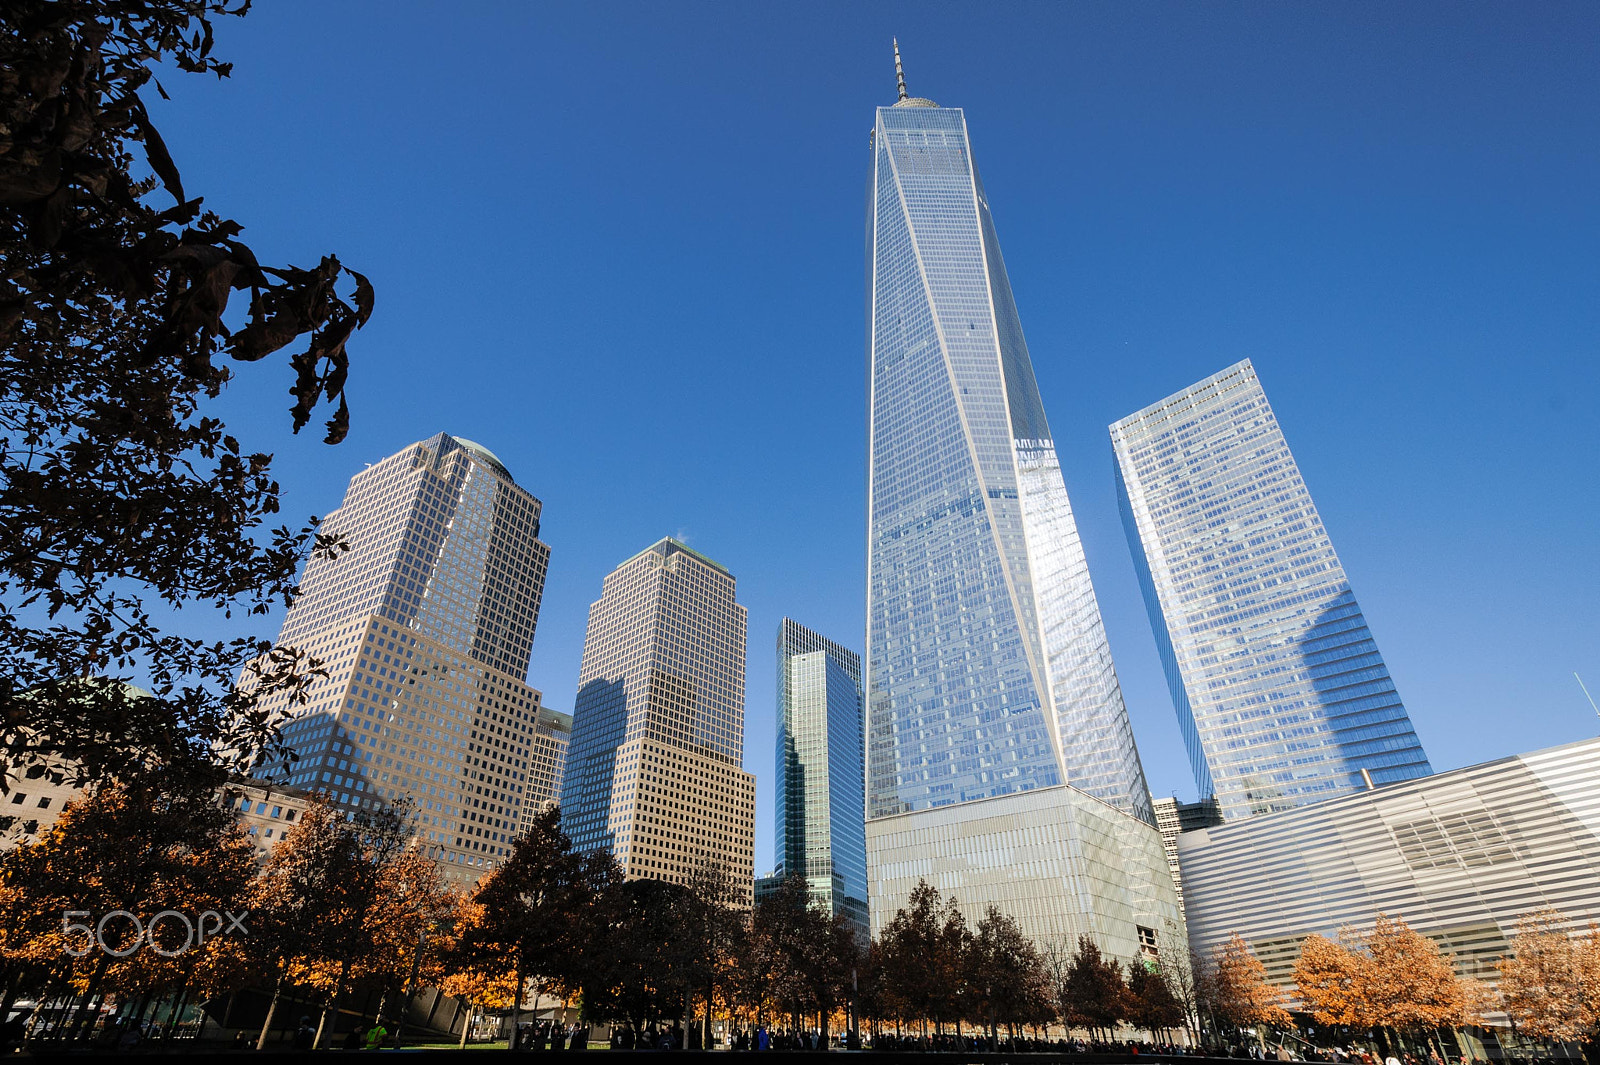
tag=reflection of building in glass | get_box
[1151,796,1222,918]
[561,539,755,904]
[862,52,1178,959]
[255,433,561,882]
[1112,361,1431,822]
[776,619,867,935]
[1178,737,1600,1022]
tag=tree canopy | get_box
[1,0,372,798]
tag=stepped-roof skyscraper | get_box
[561,539,756,904]
[256,433,565,882]
[1111,360,1432,821]
[863,47,1180,958]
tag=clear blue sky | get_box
[158,3,1600,875]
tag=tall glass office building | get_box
[864,53,1180,957]
[776,619,867,936]
[1111,360,1432,822]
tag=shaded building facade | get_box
[1111,360,1431,821]
[1151,795,1222,919]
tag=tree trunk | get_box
[256,971,285,1050]
[507,969,525,1052]
[459,1003,474,1048]
[313,957,350,1050]
[67,951,111,1042]
[162,979,191,1042]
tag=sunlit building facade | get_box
[1178,737,1600,1019]
[776,619,867,935]
[1151,795,1222,918]
[1111,361,1431,821]
[862,56,1178,958]
[255,433,561,882]
[561,539,756,904]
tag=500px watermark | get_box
[61,910,249,957]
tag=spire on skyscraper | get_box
[890,39,938,108]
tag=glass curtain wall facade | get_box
[1111,361,1431,821]
[776,619,868,935]
[865,90,1150,826]
[254,433,560,882]
[561,539,756,904]
[863,73,1178,956]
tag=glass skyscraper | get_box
[1111,360,1432,822]
[561,538,756,903]
[775,619,867,935]
[257,432,565,881]
[863,54,1180,958]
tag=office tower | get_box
[1111,360,1432,822]
[863,48,1180,957]
[520,708,573,830]
[561,539,756,904]
[255,432,561,881]
[1151,796,1222,918]
[775,619,868,936]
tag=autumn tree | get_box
[1058,935,1127,1040]
[248,798,411,1048]
[587,876,706,1038]
[437,895,519,1048]
[1498,908,1599,1045]
[739,874,860,1044]
[1362,914,1470,1042]
[452,808,613,1040]
[872,881,972,1036]
[968,905,1051,1041]
[363,846,455,1046]
[1294,931,1369,1029]
[0,781,253,1041]
[1127,959,1186,1040]
[0,0,372,799]
[1209,934,1291,1043]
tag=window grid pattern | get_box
[253,434,559,883]
[866,102,1151,823]
[561,540,755,900]
[776,619,868,933]
[1111,360,1431,821]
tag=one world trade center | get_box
[864,46,1180,957]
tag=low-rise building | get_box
[1178,737,1600,1005]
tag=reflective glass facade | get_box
[561,539,756,902]
[776,619,868,935]
[866,98,1151,823]
[1111,361,1432,821]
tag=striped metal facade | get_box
[1177,737,1600,996]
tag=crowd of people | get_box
[514,1019,596,1050]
